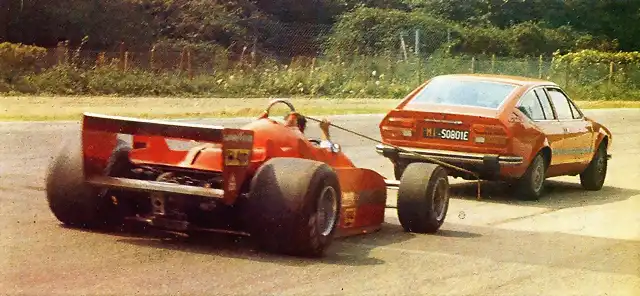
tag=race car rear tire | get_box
[245,157,342,257]
[580,142,608,191]
[397,162,450,234]
[46,136,129,230]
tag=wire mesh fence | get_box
[42,46,625,85]
[11,23,640,98]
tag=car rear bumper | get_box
[375,144,524,179]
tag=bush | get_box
[453,22,603,57]
[325,9,612,59]
[550,49,640,90]
[553,49,640,68]
[454,26,511,56]
[5,45,640,102]
[0,42,47,83]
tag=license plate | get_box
[423,127,469,141]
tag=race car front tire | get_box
[397,162,450,233]
[245,157,342,257]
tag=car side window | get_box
[567,98,583,119]
[546,88,574,120]
[517,90,546,121]
[534,89,555,120]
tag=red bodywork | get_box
[81,112,388,237]
[377,74,613,181]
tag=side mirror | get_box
[331,143,341,153]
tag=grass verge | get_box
[0,96,400,121]
[1,96,638,122]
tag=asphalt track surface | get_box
[1,109,639,295]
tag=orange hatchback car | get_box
[377,74,612,200]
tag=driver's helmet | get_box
[284,113,307,133]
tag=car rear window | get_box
[405,77,518,109]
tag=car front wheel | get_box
[580,143,608,191]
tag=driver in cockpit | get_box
[292,114,334,150]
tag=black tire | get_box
[46,135,130,230]
[397,162,450,234]
[580,142,608,191]
[515,153,547,200]
[244,157,342,257]
[99,140,140,227]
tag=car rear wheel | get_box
[397,162,450,233]
[244,157,342,257]
[515,153,547,200]
[46,136,129,230]
[580,143,608,191]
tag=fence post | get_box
[179,47,185,72]
[240,45,247,67]
[417,56,423,84]
[251,37,257,67]
[565,60,570,89]
[55,42,65,65]
[124,52,130,72]
[538,55,543,79]
[187,48,193,79]
[310,57,316,75]
[400,33,408,62]
[471,56,476,73]
[96,52,105,68]
[150,46,156,71]
[55,41,70,66]
[414,29,420,56]
[491,54,495,73]
[609,61,614,88]
[63,41,69,65]
[119,42,125,71]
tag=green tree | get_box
[563,0,640,51]
[0,0,9,42]
[326,7,457,56]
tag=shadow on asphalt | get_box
[81,219,640,277]
[56,214,639,277]
[449,179,639,209]
[98,222,422,267]
[76,221,480,267]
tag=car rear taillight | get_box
[387,117,416,128]
[381,126,413,138]
[472,124,506,135]
[381,117,416,138]
[472,124,508,146]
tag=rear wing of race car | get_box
[81,113,254,204]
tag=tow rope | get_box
[302,114,482,201]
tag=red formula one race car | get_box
[46,99,451,257]
[377,74,613,200]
